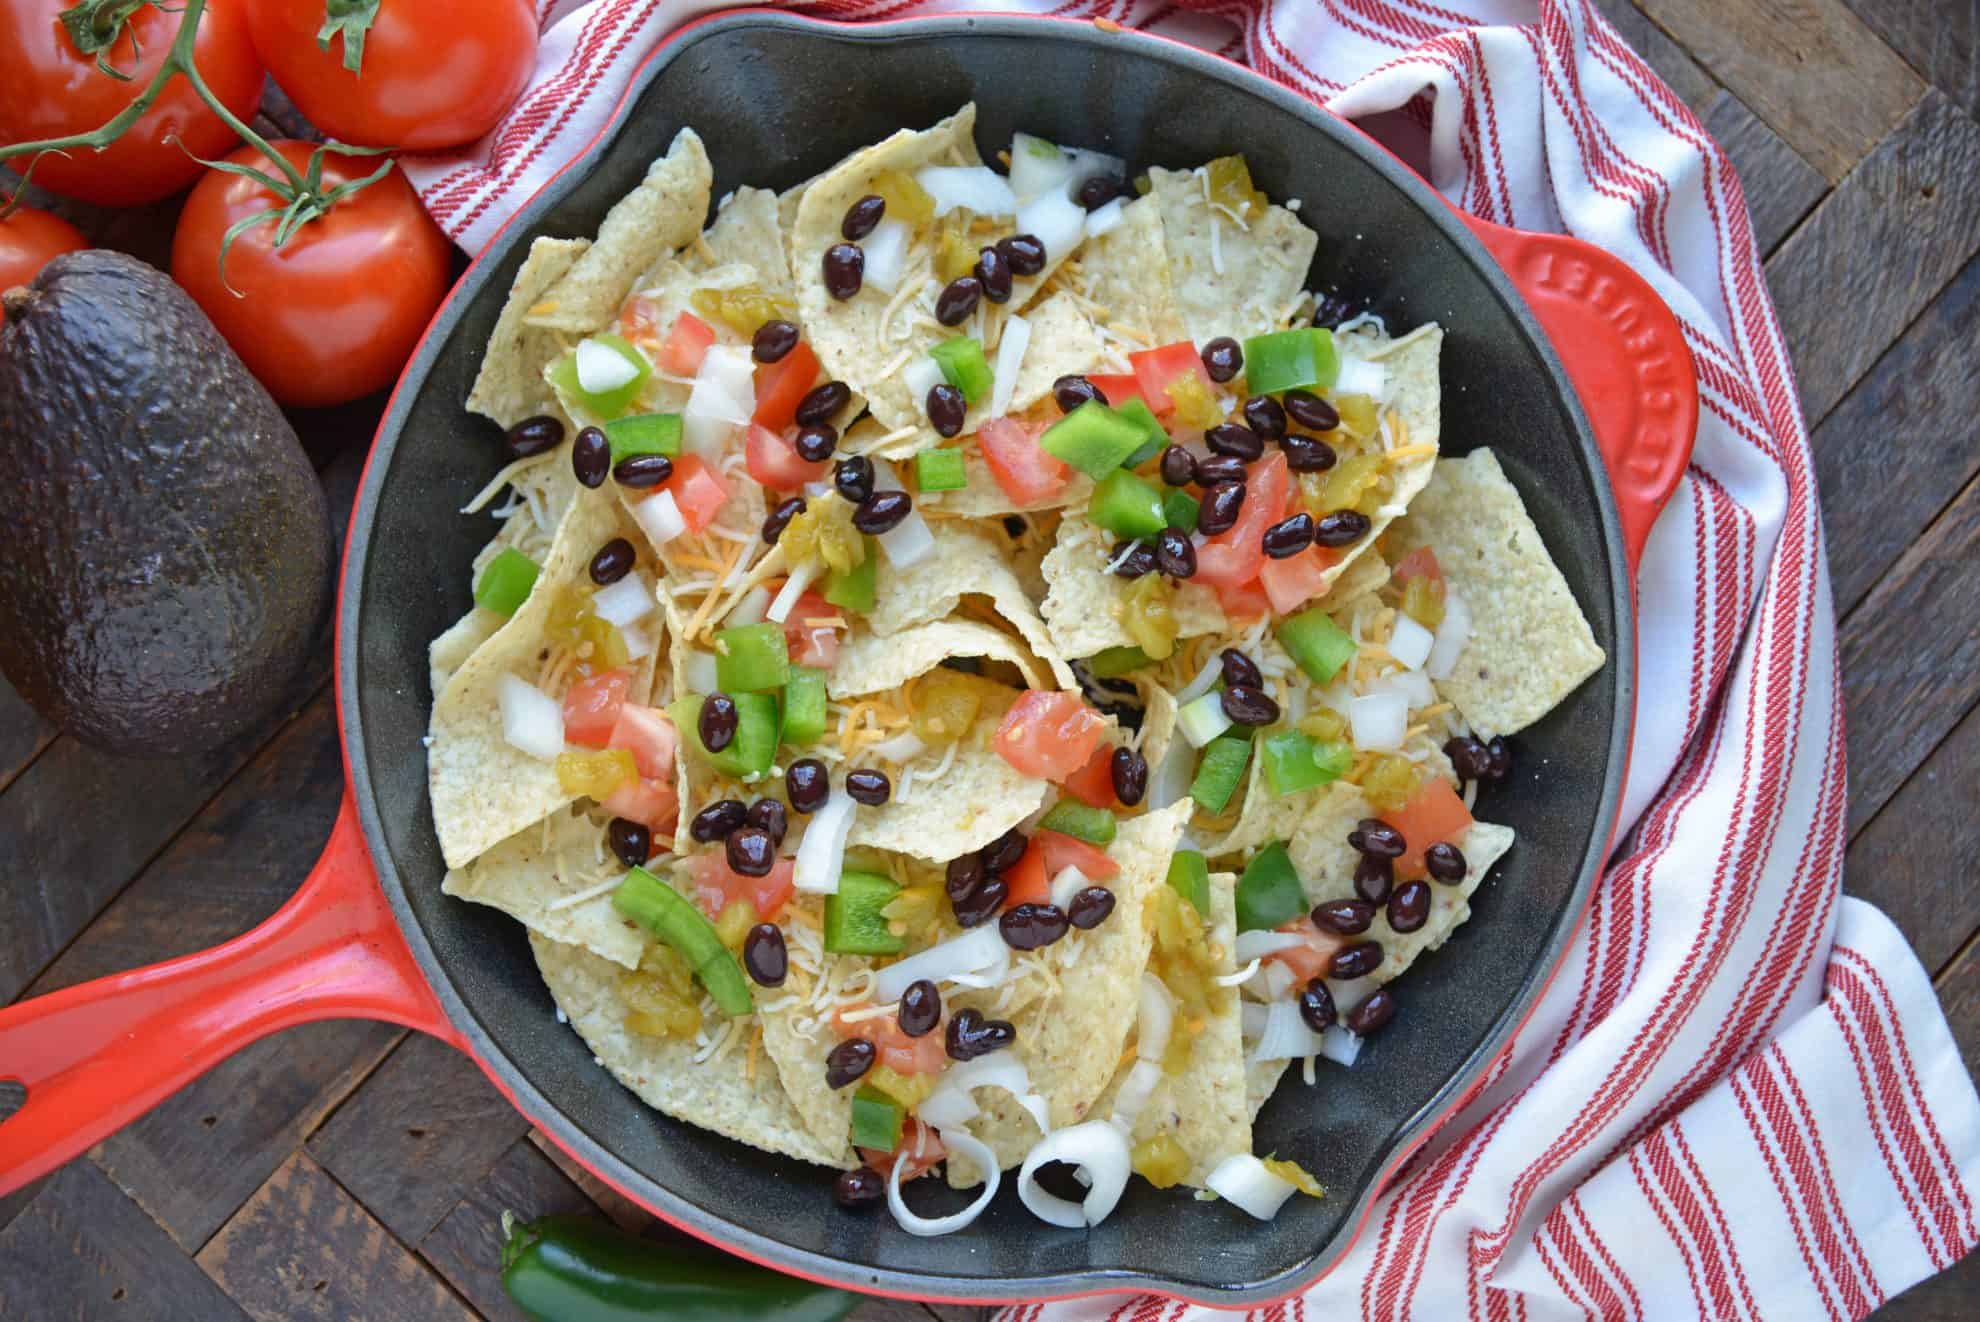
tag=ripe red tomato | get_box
[244,0,537,150]
[0,208,87,321]
[692,854,795,923]
[993,691,1106,781]
[561,668,634,747]
[171,140,452,408]
[0,0,264,206]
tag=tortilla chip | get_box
[1008,292,1106,412]
[468,237,591,428]
[531,933,851,1168]
[1065,195,1188,349]
[1387,448,1605,737]
[443,804,647,968]
[1139,681,1181,774]
[430,608,503,698]
[831,616,1048,696]
[1040,509,1226,659]
[1317,547,1390,614]
[691,187,791,302]
[845,716,1049,862]
[1246,1059,1289,1122]
[1147,166,1317,346]
[918,453,1095,518]
[754,939,861,1165]
[524,128,713,335]
[867,522,1077,690]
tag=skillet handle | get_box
[0,792,460,1197]
[1461,217,1698,576]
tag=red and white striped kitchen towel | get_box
[405,2,1980,1315]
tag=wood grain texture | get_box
[1590,0,1720,110]
[1701,89,1829,255]
[1815,253,1980,615]
[419,1139,601,1322]
[1767,92,1980,426]
[1635,0,1925,181]
[525,1129,656,1235]
[0,684,54,799]
[1843,0,1979,119]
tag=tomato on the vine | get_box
[171,140,453,408]
[0,208,88,322]
[244,0,538,151]
[0,0,264,206]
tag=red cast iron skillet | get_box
[0,12,1696,1305]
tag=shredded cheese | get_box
[546,876,622,912]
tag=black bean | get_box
[1298,978,1337,1033]
[833,455,874,504]
[797,381,852,426]
[975,246,1013,303]
[997,233,1046,276]
[946,1008,1016,1061]
[1387,880,1431,933]
[1262,513,1315,559]
[589,537,635,586]
[1331,941,1384,980]
[945,853,986,902]
[834,1167,884,1208]
[1159,445,1198,487]
[934,276,982,326]
[607,817,650,868]
[1242,395,1287,439]
[898,980,941,1037]
[785,759,829,814]
[690,797,746,843]
[1311,292,1360,329]
[1201,337,1242,383]
[763,497,806,546]
[1313,509,1373,547]
[752,319,801,363]
[744,924,788,987]
[823,243,864,300]
[698,694,739,754]
[981,828,1027,875]
[842,194,885,240]
[507,414,564,458]
[1283,389,1341,431]
[1444,735,1493,781]
[571,426,610,488]
[1354,854,1394,905]
[845,769,891,805]
[1220,649,1262,690]
[747,798,788,848]
[794,423,838,463]
[1312,898,1376,934]
[1196,454,1248,487]
[1425,841,1468,884]
[1155,527,1196,580]
[826,1037,876,1088]
[1280,433,1338,473]
[951,873,1008,928]
[1205,422,1264,462]
[1198,481,1246,534]
[1110,747,1148,806]
[1487,736,1513,779]
[726,826,775,877]
[1110,541,1156,579]
[1345,987,1397,1035]
[853,491,913,535]
[1220,684,1280,727]
[1076,174,1126,209]
[1054,374,1106,413]
[1000,902,1070,950]
[1067,886,1116,930]
[926,383,967,437]
[613,453,673,488]
[1350,819,1406,859]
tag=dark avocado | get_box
[0,250,332,755]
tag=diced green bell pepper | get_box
[914,447,968,492]
[1088,469,1168,540]
[930,337,993,404]
[1162,486,1200,534]
[1235,841,1306,932]
[1166,849,1211,916]
[1259,728,1355,797]
[850,1085,905,1149]
[1038,799,1118,847]
[1189,733,1252,813]
[779,666,828,747]
[670,693,779,779]
[825,871,905,955]
[612,867,753,1015]
[548,333,650,419]
[1088,645,1154,678]
[1240,327,1338,396]
[1114,398,1169,469]
[714,622,791,693]
[473,547,540,616]
[1277,607,1358,685]
[1041,400,1149,479]
[603,412,683,462]
[823,539,878,614]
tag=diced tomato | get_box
[1392,546,1443,585]
[1194,451,1289,592]
[1258,544,1339,615]
[833,1007,949,1076]
[745,423,829,491]
[656,310,716,375]
[656,454,730,533]
[1270,918,1349,983]
[1381,778,1475,880]
[1033,828,1121,882]
[690,851,796,922]
[775,588,843,669]
[561,668,633,747]
[1001,839,1051,908]
[977,416,1070,507]
[993,691,1107,781]
[862,1118,946,1178]
[1211,576,1273,626]
[1087,372,1159,415]
[1059,744,1117,809]
[601,777,678,839]
[751,340,821,430]
[1128,341,1210,415]
[617,295,663,344]
[607,703,678,781]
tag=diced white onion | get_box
[1425,588,1471,681]
[1333,357,1390,402]
[916,165,1017,218]
[1370,668,1436,710]
[590,575,655,628]
[1349,691,1408,752]
[873,924,1009,1003]
[1108,1059,1165,1130]
[1234,931,1306,962]
[1136,975,1174,1063]
[1320,1025,1364,1067]
[1240,1000,1269,1040]
[1014,190,1084,269]
[765,561,820,625]
[889,1127,1000,1237]
[1083,197,1126,237]
[1177,691,1233,748]
[989,314,1030,418]
[1260,960,1297,1001]
[499,674,563,761]
[1176,650,1225,704]
[1205,1154,1298,1221]
[724,585,770,629]
[632,490,687,546]
[793,789,855,894]
[1147,731,1195,811]
[876,504,935,570]
[683,345,754,456]
[575,338,640,393]
[1009,133,1075,202]
[902,354,946,407]
[682,649,719,694]
[619,622,656,660]
[1047,865,1091,912]
[862,219,912,295]
[1250,998,1327,1063]
[1388,613,1434,670]
[1017,1121,1131,1229]
[918,1055,1050,1135]
[872,731,926,763]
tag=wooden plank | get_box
[0,1160,249,1321]
[525,1129,655,1235]
[308,1032,532,1245]
[1700,90,1828,256]
[1635,0,1925,182]
[1843,0,1979,119]
[1814,254,1980,615]
[1767,92,1980,426]
[0,683,54,799]
[1589,0,1720,111]
[1840,472,1980,836]
[419,1138,602,1322]
[197,1151,475,1322]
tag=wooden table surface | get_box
[2,2,1976,1315]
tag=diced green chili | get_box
[1235,841,1305,932]
[1162,486,1200,534]
[1189,733,1252,814]
[1240,327,1338,396]
[1040,400,1149,478]
[850,1086,905,1151]
[670,693,779,778]
[1259,728,1355,797]
[1037,800,1118,846]
[823,539,878,614]
[714,622,791,694]
[1277,606,1358,685]
[779,666,829,747]
[1088,468,1168,540]
[914,447,968,492]
[548,333,651,418]
[1166,849,1211,915]
[1114,397,1169,469]
[604,412,683,462]
[824,871,905,955]
[1088,645,1154,678]
[473,547,540,616]
[612,867,753,1015]
[930,337,993,404]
